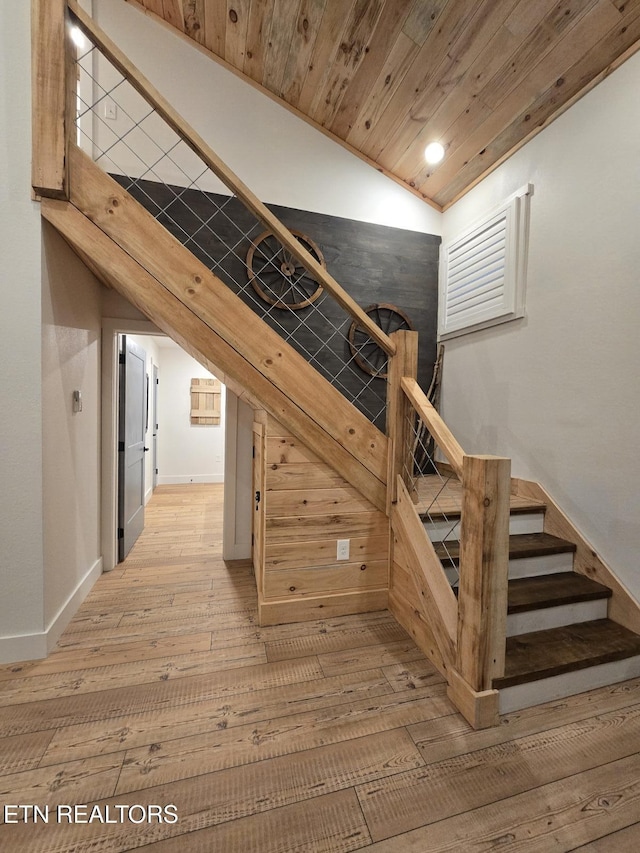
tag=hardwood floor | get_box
[1,484,639,851]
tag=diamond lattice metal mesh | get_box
[74,39,390,429]
[402,411,461,588]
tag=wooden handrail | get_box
[400,376,464,479]
[386,330,418,510]
[66,0,396,358]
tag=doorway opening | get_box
[101,319,253,571]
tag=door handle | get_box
[143,447,150,452]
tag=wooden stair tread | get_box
[415,476,545,519]
[494,620,640,689]
[507,572,611,614]
[432,532,576,565]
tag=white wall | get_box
[441,51,640,597]
[91,0,441,236]
[0,3,46,661]
[156,343,226,484]
[42,225,104,647]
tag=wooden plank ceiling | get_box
[125,0,640,209]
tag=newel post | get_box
[32,0,73,199]
[457,454,511,692]
[385,330,418,514]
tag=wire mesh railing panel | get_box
[402,412,461,589]
[73,36,390,429]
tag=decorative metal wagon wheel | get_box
[246,229,326,309]
[348,303,415,378]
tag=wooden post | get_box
[31,0,71,198]
[457,454,511,692]
[385,330,418,513]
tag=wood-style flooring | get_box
[1,484,639,851]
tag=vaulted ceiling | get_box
[125,0,640,209]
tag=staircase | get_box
[426,489,640,714]
[33,0,640,731]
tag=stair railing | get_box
[66,0,395,430]
[33,2,513,726]
[387,332,511,728]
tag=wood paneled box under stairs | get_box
[416,477,640,714]
[252,412,390,627]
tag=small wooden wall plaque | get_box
[190,378,221,425]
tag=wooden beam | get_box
[41,195,387,512]
[512,477,640,637]
[457,454,511,692]
[392,477,457,671]
[31,0,69,198]
[66,0,397,357]
[386,330,418,512]
[400,377,464,479]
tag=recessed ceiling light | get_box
[70,26,86,49]
[424,142,445,165]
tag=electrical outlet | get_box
[337,539,350,561]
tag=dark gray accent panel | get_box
[113,176,440,426]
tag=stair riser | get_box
[507,599,608,637]
[425,511,544,542]
[499,654,640,714]
[507,551,574,579]
[441,550,575,586]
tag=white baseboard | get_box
[0,557,103,664]
[157,475,224,485]
[46,557,103,652]
[0,632,47,665]
[222,542,252,561]
[145,486,154,505]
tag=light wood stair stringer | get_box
[41,181,387,513]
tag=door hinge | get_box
[119,352,126,364]
[251,533,254,546]
[117,527,124,539]
[255,490,261,504]
[118,441,125,452]
[252,445,255,459]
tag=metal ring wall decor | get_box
[348,303,415,378]
[246,229,326,309]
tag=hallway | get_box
[0,485,639,851]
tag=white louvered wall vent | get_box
[439,184,533,339]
